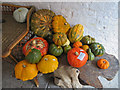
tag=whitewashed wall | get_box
[8,2,118,59]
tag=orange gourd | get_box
[73,41,82,48]
[81,45,89,52]
[97,59,109,69]
[67,48,88,67]
[15,60,38,81]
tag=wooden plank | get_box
[57,53,119,88]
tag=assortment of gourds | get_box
[13,8,110,82]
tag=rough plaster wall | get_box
[3,2,119,88]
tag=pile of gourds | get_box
[13,8,109,82]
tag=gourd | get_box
[52,15,70,33]
[97,59,109,69]
[15,60,38,81]
[45,33,53,44]
[31,9,55,38]
[53,32,67,46]
[64,45,72,53]
[25,49,42,64]
[13,7,28,23]
[81,45,89,52]
[62,39,70,46]
[68,24,84,43]
[23,37,48,56]
[73,41,82,48]
[37,55,59,74]
[88,48,95,61]
[90,43,105,56]
[81,35,95,45]
[67,48,88,67]
[49,44,63,56]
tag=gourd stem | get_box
[75,52,79,56]
[103,61,106,63]
[22,64,26,68]
[57,46,61,48]
[44,58,48,61]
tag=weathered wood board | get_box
[57,53,119,88]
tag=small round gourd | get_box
[73,41,82,48]
[15,60,38,81]
[37,55,59,74]
[90,42,105,56]
[25,49,42,64]
[97,59,109,69]
[53,32,67,46]
[64,45,72,53]
[49,44,63,56]
[81,45,89,52]
[13,7,28,23]
[81,35,95,45]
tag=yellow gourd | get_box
[37,55,59,74]
[52,15,70,33]
[15,60,38,81]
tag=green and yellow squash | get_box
[31,9,55,38]
[68,24,84,43]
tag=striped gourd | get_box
[31,9,55,38]
[68,24,84,43]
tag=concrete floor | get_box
[2,56,120,89]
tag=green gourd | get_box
[68,24,84,43]
[88,48,95,61]
[81,35,95,45]
[45,32,53,44]
[49,44,63,56]
[64,45,72,53]
[90,42,105,56]
[25,49,42,64]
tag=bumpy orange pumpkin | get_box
[23,37,48,56]
[67,48,88,67]
[52,15,70,33]
[73,41,82,48]
[15,60,38,81]
[97,59,109,69]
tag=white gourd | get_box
[13,7,28,23]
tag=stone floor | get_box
[2,56,120,89]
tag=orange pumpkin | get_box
[81,45,89,52]
[73,41,82,48]
[97,59,109,69]
[67,48,88,67]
